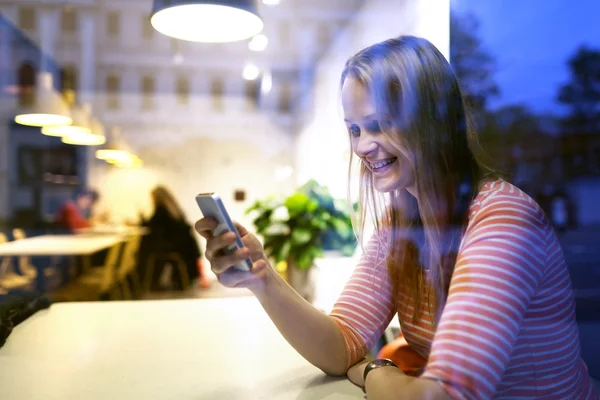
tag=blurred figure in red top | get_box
[55,189,99,232]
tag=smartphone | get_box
[195,193,252,272]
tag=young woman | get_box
[196,36,598,399]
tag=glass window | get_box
[106,74,120,110]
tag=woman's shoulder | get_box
[466,180,549,239]
[470,180,543,217]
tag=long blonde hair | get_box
[341,36,496,324]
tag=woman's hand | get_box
[195,217,274,293]
[347,358,371,389]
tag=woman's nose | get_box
[354,134,378,157]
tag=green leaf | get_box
[280,241,292,261]
[310,218,327,230]
[263,223,290,236]
[330,217,347,232]
[291,228,312,245]
[285,193,310,214]
[306,199,319,213]
[296,251,313,270]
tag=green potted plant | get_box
[245,180,357,301]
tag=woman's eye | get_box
[366,120,383,133]
[348,124,361,137]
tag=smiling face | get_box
[342,77,416,195]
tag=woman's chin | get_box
[374,177,404,193]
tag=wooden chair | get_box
[12,228,60,288]
[115,235,142,300]
[51,242,124,302]
[144,252,190,293]
[0,232,34,291]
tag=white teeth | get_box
[372,158,395,169]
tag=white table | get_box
[0,297,362,399]
[0,234,125,257]
[75,226,150,236]
[0,234,127,291]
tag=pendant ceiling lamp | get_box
[96,127,130,163]
[62,114,106,146]
[41,102,90,137]
[150,0,263,43]
[14,72,72,127]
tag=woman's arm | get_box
[366,367,451,400]
[253,272,349,376]
[253,232,395,376]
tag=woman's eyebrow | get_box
[344,113,378,123]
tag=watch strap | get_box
[363,358,398,384]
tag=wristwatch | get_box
[363,358,398,384]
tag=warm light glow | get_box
[41,125,90,137]
[62,131,106,146]
[243,64,260,80]
[248,34,268,51]
[261,70,272,95]
[111,154,143,168]
[151,4,263,43]
[15,113,72,127]
[96,149,131,163]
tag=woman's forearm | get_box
[252,271,348,376]
[366,367,451,400]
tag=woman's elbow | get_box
[318,360,348,377]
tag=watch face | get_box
[364,358,398,382]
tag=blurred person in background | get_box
[139,186,210,290]
[196,36,598,399]
[55,188,100,232]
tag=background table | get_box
[0,297,362,399]
[0,234,125,257]
[75,226,150,236]
[0,234,127,291]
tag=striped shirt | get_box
[330,180,599,399]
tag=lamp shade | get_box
[41,103,91,137]
[96,126,130,162]
[14,72,72,127]
[62,114,106,146]
[150,0,263,43]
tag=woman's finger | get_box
[210,247,251,275]
[204,232,238,259]
[218,259,268,288]
[195,217,218,239]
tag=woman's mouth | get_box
[370,157,398,174]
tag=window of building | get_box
[244,79,260,111]
[278,83,292,114]
[176,76,190,105]
[142,75,155,109]
[18,7,36,31]
[106,74,120,110]
[61,7,78,33]
[211,77,224,112]
[60,65,78,104]
[17,62,36,107]
[107,11,120,37]
[142,14,153,39]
